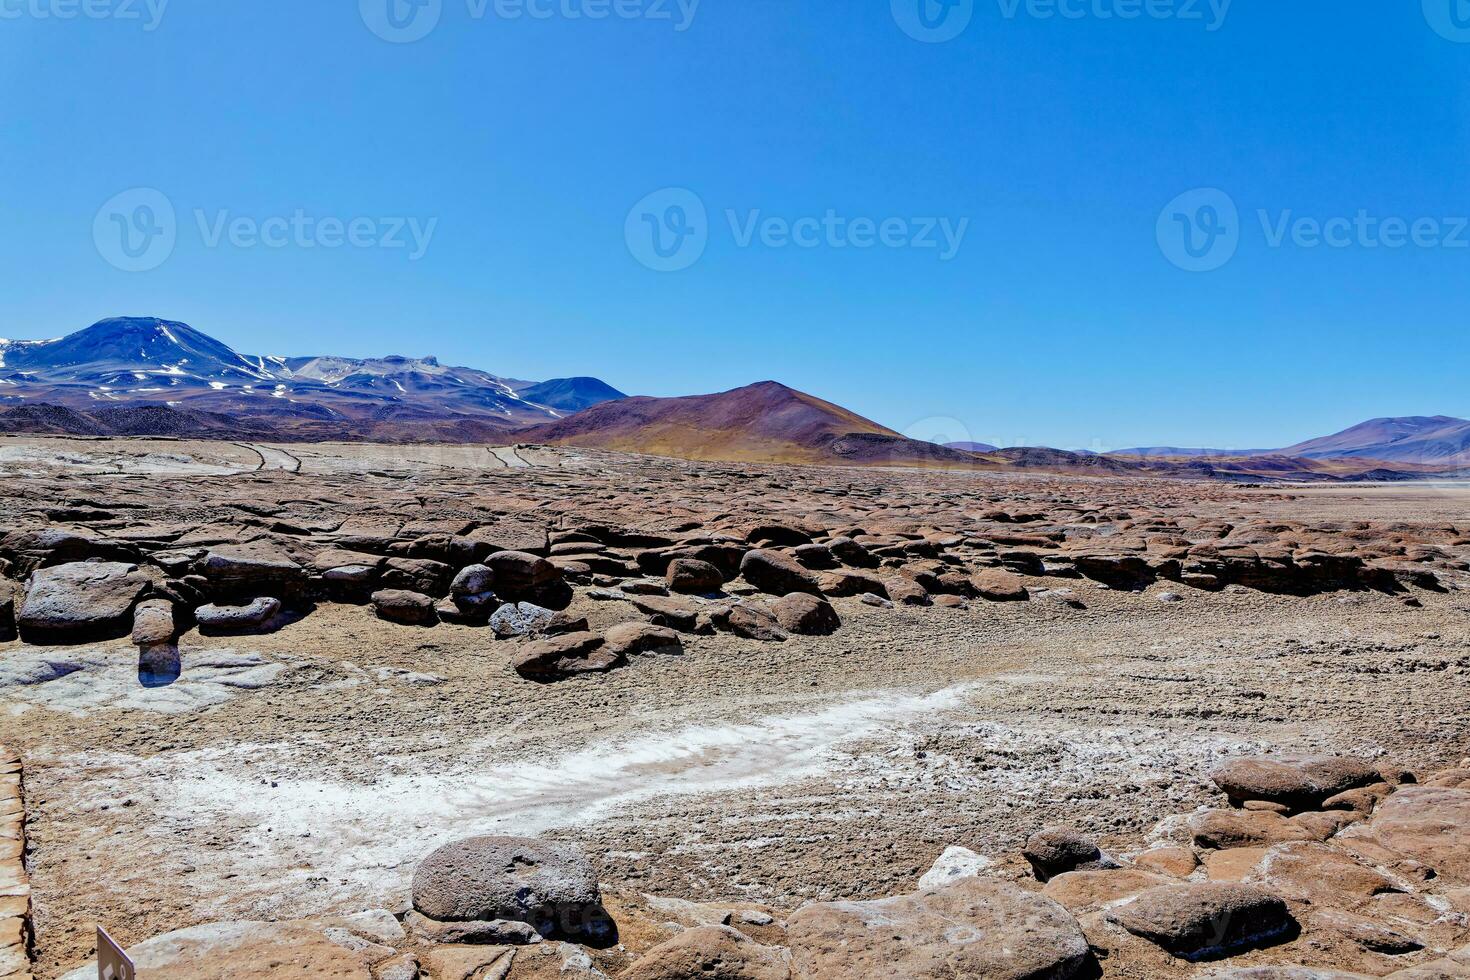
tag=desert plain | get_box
[0,435,1467,979]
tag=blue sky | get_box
[3,0,1469,450]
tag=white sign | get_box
[97,927,135,980]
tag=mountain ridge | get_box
[0,316,627,431]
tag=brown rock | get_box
[723,603,788,643]
[131,598,177,646]
[1107,882,1294,959]
[602,622,683,657]
[786,877,1089,980]
[972,569,1029,601]
[1203,846,1270,882]
[1246,842,1399,906]
[1190,809,1320,850]
[1133,846,1199,878]
[667,558,724,594]
[740,550,821,597]
[882,576,931,606]
[18,560,149,643]
[1023,826,1117,882]
[621,925,790,980]
[816,571,886,598]
[510,632,622,680]
[1212,756,1382,812]
[371,589,438,626]
[1043,869,1169,913]
[411,835,613,944]
[1345,785,1470,880]
[771,594,841,636]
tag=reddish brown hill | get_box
[515,381,983,467]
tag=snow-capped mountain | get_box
[0,317,625,429]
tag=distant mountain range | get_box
[0,317,1465,481]
[1115,415,1470,468]
[0,317,626,433]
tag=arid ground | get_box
[1,437,1467,978]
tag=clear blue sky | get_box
[4,1,1468,450]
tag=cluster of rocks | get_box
[53,749,1470,978]
[0,453,1463,689]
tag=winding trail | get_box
[489,446,531,469]
[246,444,301,473]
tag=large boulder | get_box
[786,877,1090,979]
[622,925,790,980]
[18,561,149,643]
[740,550,821,597]
[510,632,622,681]
[411,836,615,944]
[1343,785,1470,880]
[602,622,683,658]
[379,557,454,597]
[200,543,307,600]
[1212,756,1383,812]
[490,602,582,639]
[1190,809,1323,850]
[972,569,1029,602]
[450,564,495,598]
[195,597,282,634]
[131,598,177,647]
[667,558,724,595]
[772,593,841,636]
[1022,827,1118,882]
[370,590,437,626]
[721,603,788,642]
[486,551,560,597]
[1106,883,1294,960]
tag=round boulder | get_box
[411,836,615,944]
[1106,882,1293,959]
[371,590,437,626]
[667,558,723,595]
[739,549,821,597]
[772,593,841,636]
[1022,827,1118,882]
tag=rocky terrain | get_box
[0,436,1466,978]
